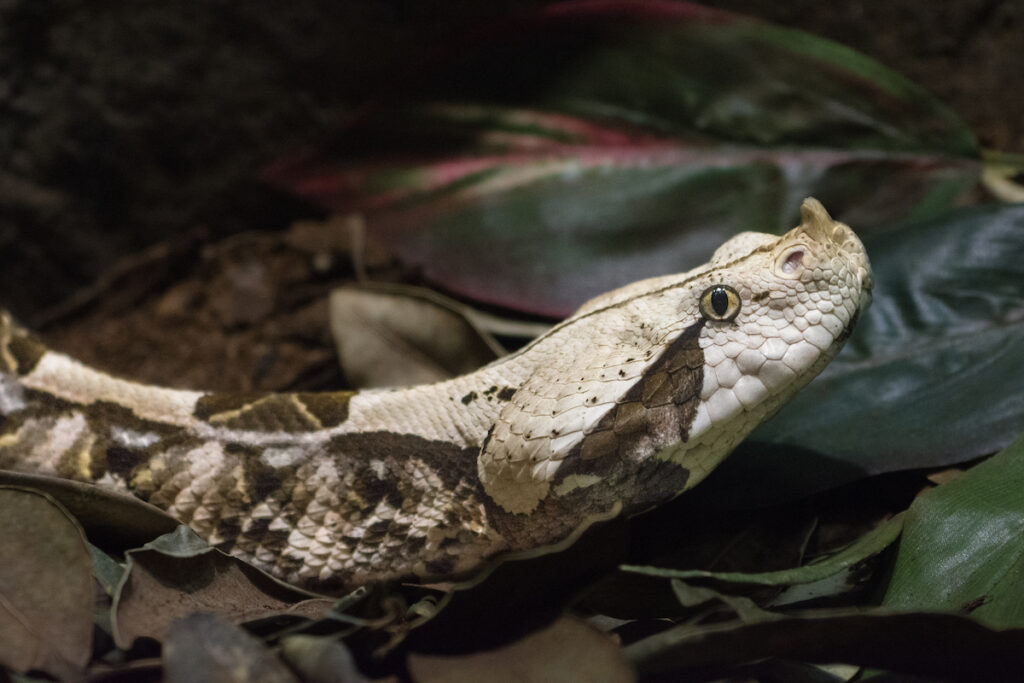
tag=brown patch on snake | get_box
[575,321,704,464]
[194,391,354,431]
[295,392,353,428]
[484,322,704,547]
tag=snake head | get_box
[478,198,872,542]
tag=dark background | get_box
[1,1,1019,319]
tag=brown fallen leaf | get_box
[0,486,94,680]
[163,612,299,683]
[112,526,333,648]
[329,283,505,388]
[0,470,178,553]
[407,615,635,683]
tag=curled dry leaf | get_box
[113,526,333,649]
[329,283,504,388]
[0,486,94,680]
[408,615,635,683]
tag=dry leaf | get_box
[329,283,503,387]
[113,527,333,648]
[408,615,634,683]
[0,487,94,680]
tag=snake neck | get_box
[0,311,564,590]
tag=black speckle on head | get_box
[496,387,516,401]
[461,391,478,405]
[752,291,770,303]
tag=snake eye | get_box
[699,285,741,322]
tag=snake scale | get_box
[0,199,871,592]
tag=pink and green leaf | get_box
[265,0,979,316]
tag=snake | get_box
[0,199,871,593]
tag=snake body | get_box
[0,199,871,592]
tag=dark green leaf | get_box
[698,203,1024,507]
[883,432,1024,628]
[622,512,903,588]
[0,487,93,680]
[624,607,1024,682]
[670,579,780,624]
[265,0,978,316]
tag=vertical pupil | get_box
[711,288,729,316]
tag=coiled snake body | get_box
[0,199,871,592]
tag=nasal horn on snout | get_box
[798,197,837,243]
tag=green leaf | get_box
[882,432,1024,628]
[265,0,978,316]
[623,607,1024,681]
[669,579,781,624]
[622,512,904,588]
[695,203,1024,507]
